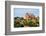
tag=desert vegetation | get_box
[14,12,39,27]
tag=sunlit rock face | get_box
[23,12,36,19]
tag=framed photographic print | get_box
[5,1,45,35]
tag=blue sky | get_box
[14,8,39,17]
